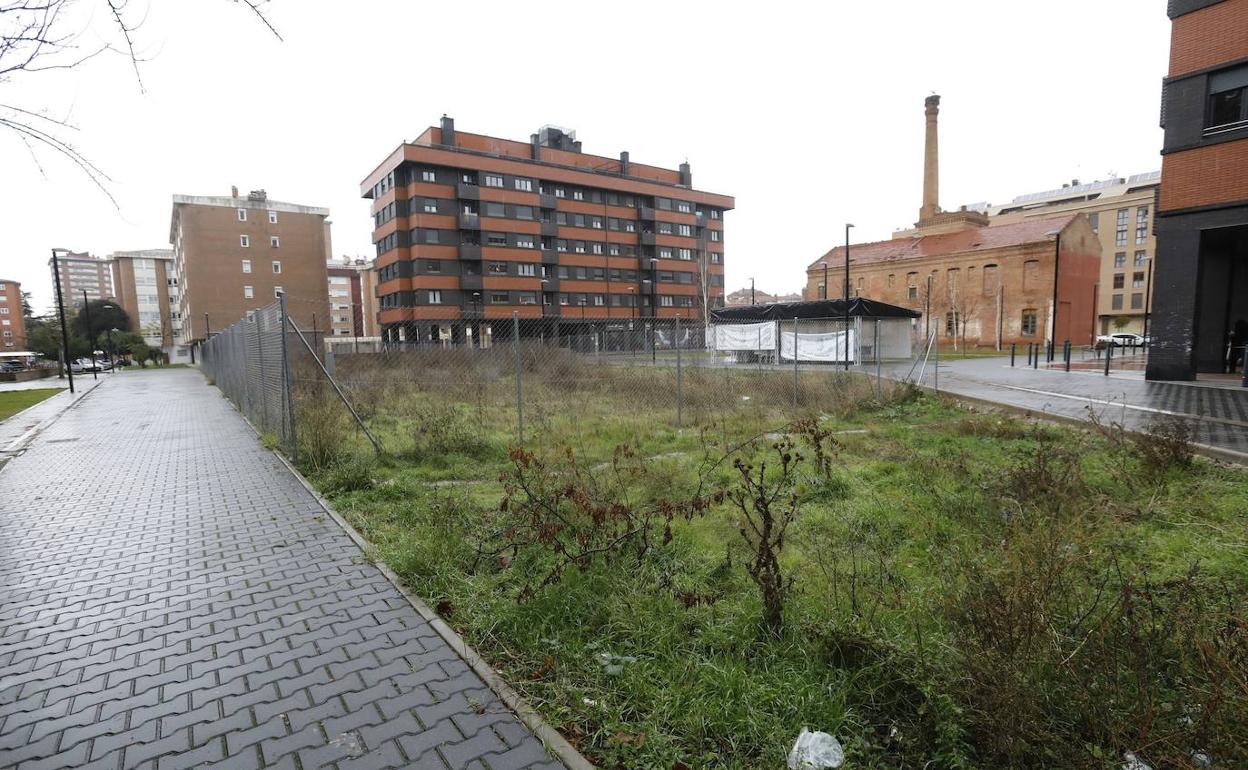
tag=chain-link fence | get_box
[201,300,296,455]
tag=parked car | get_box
[0,361,24,373]
[70,358,103,373]
[1096,333,1149,348]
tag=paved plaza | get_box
[0,370,565,770]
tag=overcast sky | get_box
[2,0,1170,313]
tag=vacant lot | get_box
[0,387,61,421]
[297,356,1248,769]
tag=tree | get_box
[19,289,33,320]
[71,299,129,345]
[2,1,278,197]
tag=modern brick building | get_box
[1148,0,1248,380]
[169,188,330,344]
[805,95,1102,348]
[360,118,732,344]
[47,252,113,308]
[0,278,27,350]
[326,256,379,339]
[109,249,179,348]
[984,173,1160,337]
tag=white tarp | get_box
[780,329,855,362]
[714,322,776,352]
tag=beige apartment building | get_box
[326,257,379,340]
[48,252,113,308]
[980,172,1160,336]
[109,250,178,348]
[0,278,27,350]
[170,188,331,344]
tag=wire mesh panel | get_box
[201,301,293,455]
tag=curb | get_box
[0,380,104,470]
[200,372,595,770]
[925,387,1248,467]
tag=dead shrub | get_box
[998,428,1087,511]
[296,391,350,473]
[1133,414,1196,473]
[407,402,490,461]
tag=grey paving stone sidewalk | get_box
[0,370,564,770]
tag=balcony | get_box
[638,206,657,220]
[459,244,481,260]
[541,221,559,237]
[460,274,484,291]
[459,213,481,230]
[456,182,480,201]
[539,193,557,209]
[640,231,657,246]
[541,249,559,265]
[695,214,708,228]
[539,276,559,291]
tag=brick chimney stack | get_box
[919,94,941,222]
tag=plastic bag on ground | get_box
[787,728,845,769]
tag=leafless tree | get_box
[1,0,279,201]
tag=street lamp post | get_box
[471,292,482,349]
[50,248,74,393]
[819,261,829,300]
[629,287,637,356]
[844,224,854,371]
[750,277,755,306]
[81,291,98,381]
[107,328,118,371]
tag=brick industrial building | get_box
[169,188,330,345]
[47,252,113,308]
[805,96,1101,347]
[360,118,732,344]
[983,173,1160,337]
[0,278,26,350]
[1148,0,1248,380]
[109,249,179,349]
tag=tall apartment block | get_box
[984,172,1160,336]
[169,188,330,344]
[0,278,27,349]
[47,252,113,308]
[109,249,179,348]
[360,117,733,344]
[1149,0,1248,380]
[327,257,379,339]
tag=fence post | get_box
[874,319,881,397]
[792,316,799,409]
[675,315,683,428]
[279,293,297,463]
[933,326,939,393]
[257,313,269,433]
[513,312,523,445]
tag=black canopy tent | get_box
[712,297,921,322]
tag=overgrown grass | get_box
[298,359,1248,769]
[0,388,62,420]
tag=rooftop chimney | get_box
[619,151,630,175]
[231,185,238,198]
[530,133,540,160]
[679,161,691,188]
[919,95,941,222]
[439,115,455,147]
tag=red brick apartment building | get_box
[360,118,733,344]
[1148,0,1248,380]
[0,278,27,350]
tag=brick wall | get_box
[1169,0,1248,77]
[1161,140,1248,211]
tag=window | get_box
[591,217,603,229]
[490,293,509,303]
[240,235,250,248]
[1136,207,1149,244]
[624,221,636,233]
[518,293,538,305]
[428,290,442,304]
[677,201,692,213]
[271,261,281,275]
[554,187,565,198]
[423,199,438,213]
[244,285,254,299]
[425,230,440,244]
[660,296,674,307]
[574,241,586,254]
[678,224,692,237]
[484,174,504,188]
[485,202,506,217]
[515,205,534,220]
[1114,252,1126,268]
[593,294,605,306]
[268,210,277,224]
[242,259,252,274]
[518,263,536,277]
[270,236,280,248]
[513,178,533,192]
[427,260,441,273]
[487,262,509,275]
[1088,211,1099,234]
[422,169,437,182]
[658,247,674,259]
[657,222,673,234]
[677,248,692,260]
[1113,273,1125,290]
[1021,309,1038,336]
[1134,250,1147,267]
[982,264,999,295]
[1207,64,1248,131]
[591,243,604,255]
[710,231,720,242]
[237,209,247,221]
[1112,294,1124,310]
[1132,271,1145,289]
[945,312,959,337]
[273,286,283,298]
[573,190,584,201]
[516,235,535,249]
[1115,208,1128,247]
[1131,293,1144,310]
[1023,259,1040,291]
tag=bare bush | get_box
[1133,415,1196,472]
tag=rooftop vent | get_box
[537,125,581,153]
[247,189,267,202]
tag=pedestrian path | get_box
[0,370,565,770]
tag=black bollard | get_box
[1010,343,1016,367]
[1104,342,1113,376]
